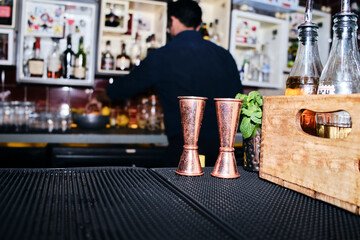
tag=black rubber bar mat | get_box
[0,167,241,240]
[153,167,360,240]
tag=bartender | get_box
[106,0,243,167]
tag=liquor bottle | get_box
[74,36,86,79]
[101,40,114,70]
[28,38,44,77]
[210,19,220,45]
[116,41,131,71]
[105,5,120,27]
[316,0,360,139]
[285,0,322,136]
[199,23,210,40]
[47,39,62,78]
[130,33,142,69]
[62,34,75,79]
[259,44,270,83]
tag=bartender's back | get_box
[106,0,243,166]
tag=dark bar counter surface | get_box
[0,166,359,240]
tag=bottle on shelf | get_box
[285,0,322,136]
[47,38,62,79]
[130,33,142,69]
[199,22,210,40]
[316,0,360,139]
[210,19,220,45]
[74,36,86,79]
[101,40,114,70]
[259,44,270,82]
[248,48,260,81]
[28,38,44,78]
[116,41,131,71]
[62,34,75,79]
[105,4,121,27]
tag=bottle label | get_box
[48,56,61,72]
[74,67,85,79]
[102,58,114,70]
[318,85,335,95]
[28,60,44,76]
[116,57,130,70]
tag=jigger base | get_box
[211,152,240,179]
[175,149,204,176]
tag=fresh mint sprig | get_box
[235,91,263,139]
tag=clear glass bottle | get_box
[130,33,142,69]
[47,39,61,78]
[259,44,270,83]
[285,0,322,136]
[316,1,360,138]
[101,40,114,70]
[74,36,86,79]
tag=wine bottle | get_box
[74,36,86,79]
[28,38,44,77]
[62,34,75,79]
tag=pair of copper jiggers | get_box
[175,96,243,179]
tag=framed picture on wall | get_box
[0,28,14,65]
[0,0,16,28]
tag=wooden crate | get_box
[259,94,360,215]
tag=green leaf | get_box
[240,117,255,139]
[248,91,260,102]
[235,93,247,101]
[241,108,252,117]
[255,95,263,106]
[250,115,262,124]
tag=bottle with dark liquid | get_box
[285,0,322,136]
[62,34,75,79]
[316,0,360,139]
[101,40,114,70]
[116,41,131,71]
[28,38,44,77]
[105,5,120,27]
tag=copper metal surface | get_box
[211,98,243,179]
[175,96,207,176]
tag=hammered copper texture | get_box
[243,128,261,172]
[211,98,243,179]
[175,96,207,176]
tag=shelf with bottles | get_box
[101,0,129,33]
[97,0,167,76]
[16,0,97,87]
[199,0,232,49]
[229,10,288,89]
[285,6,331,73]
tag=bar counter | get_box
[1,166,359,240]
[0,128,243,144]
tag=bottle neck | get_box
[78,40,84,53]
[332,14,359,54]
[122,44,126,55]
[289,26,323,77]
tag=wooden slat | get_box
[259,94,360,214]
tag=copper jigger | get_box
[211,98,243,179]
[175,96,207,176]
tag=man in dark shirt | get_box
[106,0,243,167]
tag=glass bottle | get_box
[74,36,86,79]
[62,34,75,79]
[116,41,131,71]
[316,1,360,138]
[259,44,270,83]
[130,33,142,69]
[47,39,61,78]
[285,0,322,136]
[105,4,120,27]
[28,38,44,77]
[210,19,221,45]
[101,40,114,70]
